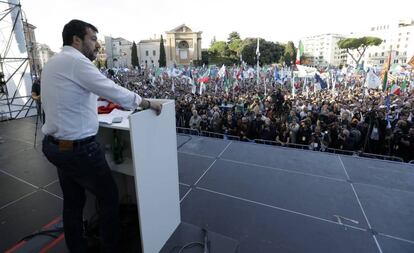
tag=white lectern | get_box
[96,99,180,253]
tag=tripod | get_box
[33,100,43,148]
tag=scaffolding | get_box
[0,0,36,121]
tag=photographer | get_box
[391,120,410,161]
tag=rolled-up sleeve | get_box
[73,57,142,110]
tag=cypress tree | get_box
[131,41,139,69]
[159,35,166,67]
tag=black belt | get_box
[46,135,96,147]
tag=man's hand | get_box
[149,101,162,116]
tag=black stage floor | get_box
[1,117,414,252]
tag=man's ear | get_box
[72,35,82,47]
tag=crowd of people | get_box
[107,66,414,162]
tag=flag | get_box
[295,40,304,65]
[385,94,391,111]
[199,82,206,95]
[390,84,400,95]
[197,68,210,83]
[365,69,381,89]
[408,54,414,68]
[218,64,226,78]
[274,67,282,84]
[381,52,392,91]
[315,72,327,89]
[256,38,260,57]
[400,80,408,91]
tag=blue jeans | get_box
[42,137,119,253]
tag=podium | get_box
[96,99,180,253]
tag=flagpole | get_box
[256,38,260,87]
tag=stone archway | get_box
[177,40,189,63]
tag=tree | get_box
[228,37,243,60]
[208,41,229,57]
[239,38,284,65]
[283,41,296,66]
[210,36,216,46]
[201,50,209,65]
[131,41,139,69]
[159,35,166,67]
[227,31,241,44]
[337,36,382,67]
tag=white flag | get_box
[365,69,381,89]
[256,38,260,57]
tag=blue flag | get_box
[315,73,327,89]
[274,68,282,84]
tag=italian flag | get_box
[197,68,210,83]
[381,52,392,91]
[295,40,304,65]
[390,84,400,95]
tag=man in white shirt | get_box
[41,19,161,253]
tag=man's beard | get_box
[82,45,97,61]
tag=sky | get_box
[18,0,414,52]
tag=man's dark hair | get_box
[62,19,98,46]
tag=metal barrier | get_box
[176,127,240,141]
[200,130,240,141]
[254,139,282,146]
[177,128,408,163]
[325,148,356,156]
[285,142,311,150]
[358,152,404,162]
[176,127,199,136]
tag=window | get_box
[145,50,149,56]
[397,44,400,49]
[407,32,410,35]
[381,52,384,56]
[119,41,121,45]
[394,59,398,64]
[380,60,384,64]
[407,37,409,41]
[402,59,406,63]
[403,51,407,55]
[153,50,156,56]
[396,51,399,56]
[374,52,378,56]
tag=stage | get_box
[1,117,414,252]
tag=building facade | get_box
[358,20,414,68]
[23,22,39,75]
[300,34,347,67]
[138,38,162,68]
[105,36,132,68]
[23,22,55,76]
[165,24,202,66]
[35,43,55,70]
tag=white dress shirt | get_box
[41,46,142,140]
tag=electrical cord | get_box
[18,228,63,242]
[168,227,210,253]
[170,242,204,253]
